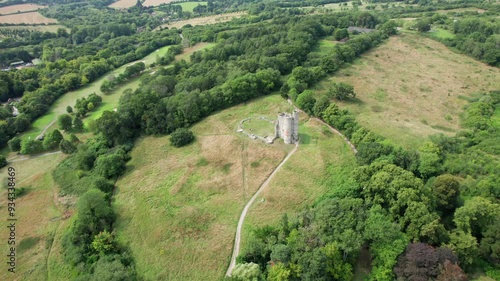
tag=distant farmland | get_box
[0,4,46,15]
[0,12,56,24]
[159,12,245,29]
[110,0,184,8]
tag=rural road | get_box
[226,142,299,277]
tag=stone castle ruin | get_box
[238,110,299,144]
[275,110,299,144]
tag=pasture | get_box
[242,117,358,244]
[174,1,208,12]
[314,32,500,148]
[113,94,294,280]
[158,12,246,29]
[0,153,70,280]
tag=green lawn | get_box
[429,27,455,39]
[174,1,207,12]
[141,45,171,66]
[314,39,337,54]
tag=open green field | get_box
[428,27,455,39]
[113,94,295,280]
[0,153,71,280]
[174,1,207,12]
[158,12,246,29]
[314,32,500,148]
[242,117,358,245]
[241,118,275,137]
[313,39,337,54]
[15,43,214,147]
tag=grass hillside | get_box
[242,117,358,243]
[0,153,73,280]
[113,95,293,280]
[316,32,500,148]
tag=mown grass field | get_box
[0,11,56,24]
[16,43,213,147]
[242,117,358,246]
[0,4,46,15]
[0,153,71,281]
[110,0,187,8]
[428,27,455,39]
[314,32,500,148]
[173,1,207,12]
[159,12,246,29]
[113,94,294,280]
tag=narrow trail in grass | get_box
[41,119,57,136]
[226,142,299,277]
[314,118,358,154]
[7,151,62,163]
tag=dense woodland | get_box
[1,0,499,280]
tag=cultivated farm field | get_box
[316,32,500,148]
[113,94,294,280]
[0,4,46,15]
[0,11,56,24]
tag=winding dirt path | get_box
[313,118,358,154]
[226,142,299,277]
[7,151,62,163]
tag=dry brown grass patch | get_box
[0,11,56,24]
[324,33,500,148]
[159,12,246,29]
[0,4,46,14]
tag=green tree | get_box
[232,263,262,281]
[170,128,195,147]
[43,129,63,150]
[418,142,442,179]
[267,262,291,281]
[328,82,356,100]
[415,20,431,32]
[91,256,133,281]
[432,174,460,214]
[94,153,127,179]
[296,90,316,115]
[73,116,84,131]
[8,137,21,152]
[447,230,478,266]
[58,114,73,131]
[92,230,115,254]
[0,155,6,168]
[59,139,76,154]
[66,105,73,113]
[334,28,349,40]
[20,138,44,155]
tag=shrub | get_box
[8,137,21,152]
[0,155,7,168]
[170,128,195,147]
